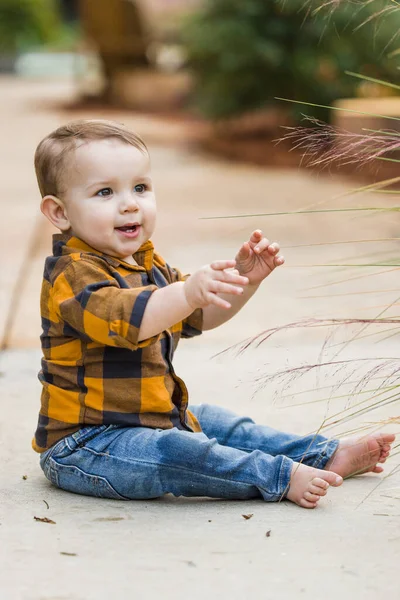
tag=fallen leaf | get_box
[34,516,56,524]
[242,514,254,520]
[266,530,271,537]
[60,552,77,556]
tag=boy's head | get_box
[35,119,156,264]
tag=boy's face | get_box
[61,139,156,264]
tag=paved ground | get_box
[0,77,399,600]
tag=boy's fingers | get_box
[250,229,263,243]
[210,281,244,296]
[268,242,280,254]
[254,240,281,255]
[237,242,251,259]
[226,268,240,275]
[253,238,270,254]
[210,259,236,271]
[207,292,231,310]
[274,255,285,266]
[215,270,249,285]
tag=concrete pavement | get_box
[0,77,399,600]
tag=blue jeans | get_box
[39,404,338,502]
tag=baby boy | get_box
[33,119,394,508]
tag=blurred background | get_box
[2,1,400,161]
[1,0,400,355]
[2,1,400,133]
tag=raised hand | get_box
[184,260,249,310]
[235,230,284,285]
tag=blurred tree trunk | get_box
[59,0,79,22]
[78,0,150,100]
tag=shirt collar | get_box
[52,232,155,270]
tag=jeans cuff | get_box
[276,455,293,500]
[312,438,340,469]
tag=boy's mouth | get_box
[115,223,141,238]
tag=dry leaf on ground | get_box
[33,516,56,524]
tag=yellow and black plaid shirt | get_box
[33,233,203,453]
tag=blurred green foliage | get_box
[0,0,60,53]
[182,0,400,121]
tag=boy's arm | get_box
[52,257,247,349]
[202,230,285,331]
[137,282,193,341]
[53,259,195,349]
[138,279,256,338]
[52,259,160,351]
[137,261,248,340]
[142,230,285,334]
[201,280,259,330]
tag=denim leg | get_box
[190,404,339,469]
[40,423,293,502]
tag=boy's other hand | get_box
[184,260,249,310]
[235,230,284,285]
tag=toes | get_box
[321,472,343,487]
[309,483,328,496]
[377,433,396,444]
[299,498,318,509]
[377,445,391,463]
[312,477,330,490]
[372,465,384,473]
[304,491,322,503]
[381,444,391,455]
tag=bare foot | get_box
[286,463,343,509]
[325,433,395,478]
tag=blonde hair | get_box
[34,119,148,197]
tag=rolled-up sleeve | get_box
[165,264,203,339]
[52,259,159,350]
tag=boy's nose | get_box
[120,194,139,212]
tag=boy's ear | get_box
[40,195,71,231]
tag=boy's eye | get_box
[134,183,147,193]
[96,187,113,197]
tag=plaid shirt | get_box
[33,233,203,453]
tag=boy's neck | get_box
[55,231,147,267]
[124,256,138,266]
[67,229,138,265]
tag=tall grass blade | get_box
[344,70,400,91]
[201,206,400,220]
[275,97,400,121]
